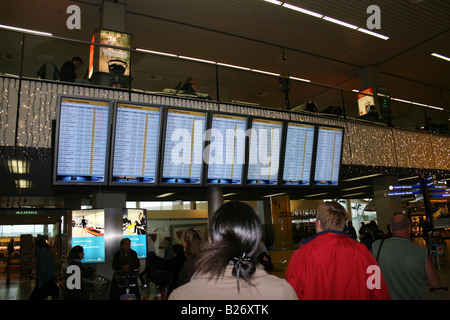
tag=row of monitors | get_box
[53,95,344,188]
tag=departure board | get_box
[110,102,162,185]
[160,108,207,185]
[282,122,315,186]
[313,126,344,186]
[205,113,247,185]
[246,118,283,185]
[54,96,111,185]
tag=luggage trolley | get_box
[144,270,172,300]
[85,274,111,300]
[115,269,140,300]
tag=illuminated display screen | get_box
[160,108,207,185]
[205,113,247,185]
[313,126,344,186]
[71,209,105,263]
[246,118,283,185]
[122,209,147,259]
[110,102,162,185]
[282,122,315,186]
[54,96,111,185]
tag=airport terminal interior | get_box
[0,0,449,300]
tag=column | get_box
[271,194,293,249]
[207,186,223,222]
[372,176,403,233]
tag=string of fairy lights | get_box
[0,76,449,177]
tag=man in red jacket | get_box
[286,201,390,300]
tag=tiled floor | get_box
[1,239,448,300]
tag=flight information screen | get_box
[161,108,207,185]
[110,103,162,184]
[246,118,283,185]
[282,122,315,186]
[54,96,111,184]
[205,113,247,185]
[313,126,344,186]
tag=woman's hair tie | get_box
[232,252,251,269]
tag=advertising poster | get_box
[357,87,375,115]
[123,209,147,259]
[99,29,131,75]
[71,209,105,263]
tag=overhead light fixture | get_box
[262,192,287,198]
[323,16,358,30]
[15,179,32,189]
[178,55,216,64]
[356,28,389,40]
[304,192,329,197]
[431,52,450,62]
[223,193,239,197]
[263,0,283,5]
[289,76,311,83]
[391,97,445,111]
[342,192,366,198]
[136,48,177,58]
[0,24,53,37]
[341,185,371,191]
[262,1,390,40]
[251,69,280,77]
[398,176,419,181]
[156,193,175,198]
[137,47,311,82]
[343,173,383,182]
[217,62,251,71]
[282,3,324,18]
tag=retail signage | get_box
[357,87,375,116]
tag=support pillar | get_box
[207,187,223,222]
[271,195,293,249]
[92,192,127,280]
[372,176,403,232]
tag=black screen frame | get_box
[53,95,112,186]
[159,107,208,187]
[279,120,316,187]
[109,101,164,186]
[310,124,345,187]
[203,111,248,187]
[244,116,284,187]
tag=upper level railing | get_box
[0,28,448,136]
[1,28,450,173]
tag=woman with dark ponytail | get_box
[169,201,298,300]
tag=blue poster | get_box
[71,209,106,263]
[123,209,147,259]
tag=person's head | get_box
[120,238,131,251]
[171,244,185,258]
[68,245,84,260]
[368,220,378,230]
[316,201,349,232]
[182,228,203,258]
[196,201,262,286]
[390,214,411,238]
[35,236,49,249]
[72,56,83,67]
